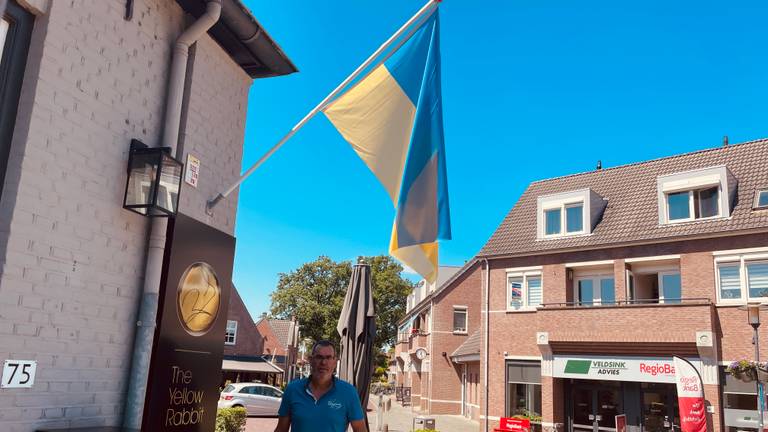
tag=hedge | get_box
[215,407,247,432]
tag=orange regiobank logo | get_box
[176,262,221,336]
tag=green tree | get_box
[269,255,414,351]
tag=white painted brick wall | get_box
[0,0,252,429]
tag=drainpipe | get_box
[122,1,222,428]
[483,258,490,432]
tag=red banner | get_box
[499,418,530,432]
[673,356,707,432]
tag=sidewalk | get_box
[244,395,480,432]
[370,395,479,432]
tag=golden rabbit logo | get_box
[176,262,221,336]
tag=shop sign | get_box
[673,356,707,432]
[141,213,236,431]
[615,414,627,432]
[499,417,530,432]
[552,355,702,384]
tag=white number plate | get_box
[1,360,37,388]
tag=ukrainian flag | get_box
[323,12,450,283]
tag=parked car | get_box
[218,382,283,416]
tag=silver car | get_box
[218,382,283,416]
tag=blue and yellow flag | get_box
[323,13,450,283]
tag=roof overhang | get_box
[450,353,480,363]
[222,359,284,373]
[176,0,297,78]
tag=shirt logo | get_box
[327,400,343,410]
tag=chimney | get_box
[723,136,729,147]
[596,160,602,170]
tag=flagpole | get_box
[206,0,441,211]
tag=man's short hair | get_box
[311,340,336,357]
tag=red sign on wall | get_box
[499,417,531,432]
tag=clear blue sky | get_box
[232,0,768,317]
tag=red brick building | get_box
[396,264,483,419]
[256,315,301,385]
[400,138,768,432]
[221,286,282,385]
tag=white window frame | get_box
[541,200,585,238]
[507,270,543,312]
[664,186,722,223]
[657,165,733,225]
[573,273,615,306]
[714,253,768,304]
[225,320,238,345]
[537,189,603,240]
[452,306,468,334]
[657,271,682,304]
[754,190,768,209]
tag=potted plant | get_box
[726,360,764,382]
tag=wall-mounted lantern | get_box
[123,139,183,217]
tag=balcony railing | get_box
[539,297,711,309]
[537,297,714,345]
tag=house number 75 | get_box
[2,360,37,388]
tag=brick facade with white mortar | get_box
[0,1,289,430]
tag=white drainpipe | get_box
[122,1,222,428]
[483,258,490,432]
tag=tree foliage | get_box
[269,255,414,351]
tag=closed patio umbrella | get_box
[337,261,377,421]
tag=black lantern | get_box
[123,139,183,217]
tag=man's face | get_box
[310,345,336,380]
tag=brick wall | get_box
[0,0,251,429]
[478,234,768,430]
[223,287,262,357]
[426,263,481,415]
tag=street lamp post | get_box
[746,303,765,432]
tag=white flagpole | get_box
[207,0,441,211]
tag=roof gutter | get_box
[176,0,297,78]
[217,0,296,77]
[477,227,768,261]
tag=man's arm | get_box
[350,418,368,432]
[274,416,291,432]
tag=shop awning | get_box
[222,359,283,374]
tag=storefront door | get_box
[572,382,622,432]
[640,383,680,432]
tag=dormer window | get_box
[666,186,720,222]
[755,190,768,209]
[537,189,605,239]
[657,166,736,225]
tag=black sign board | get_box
[142,213,236,431]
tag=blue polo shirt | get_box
[278,376,365,432]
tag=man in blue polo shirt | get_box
[274,340,367,432]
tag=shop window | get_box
[452,306,467,333]
[507,271,542,311]
[506,362,541,429]
[225,320,237,345]
[574,276,614,306]
[0,2,35,202]
[716,254,768,303]
[625,258,681,304]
